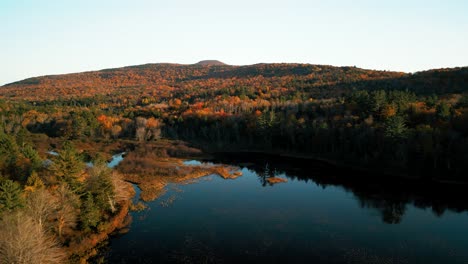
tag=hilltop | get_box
[0,62,467,102]
[194,60,227,66]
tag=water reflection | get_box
[100,153,468,264]
[212,152,468,224]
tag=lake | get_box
[101,153,468,264]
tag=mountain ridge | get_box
[1,62,401,87]
[1,62,467,102]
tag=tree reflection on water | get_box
[214,152,468,224]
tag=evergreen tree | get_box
[0,179,24,214]
[425,94,438,108]
[87,156,116,212]
[0,132,20,178]
[49,141,85,193]
[21,144,43,172]
[80,192,101,232]
[436,102,451,120]
[370,90,387,113]
[384,115,408,140]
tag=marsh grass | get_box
[266,177,288,185]
[116,142,242,202]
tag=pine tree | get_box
[0,179,24,214]
[80,192,101,232]
[436,102,451,120]
[49,141,85,193]
[384,115,408,140]
[87,157,116,212]
[0,132,20,178]
[21,144,42,171]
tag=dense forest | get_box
[1,62,468,262]
[2,63,467,179]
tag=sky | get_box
[1,0,467,85]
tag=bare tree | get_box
[25,189,58,229]
[135,117,147,141]
[135,127,146,142]
[135,116,147,128]
[0,212,66,264]
[112,172,134,204]
[146,117,163,141]
[111,124,122,139]
[54,184,79,238]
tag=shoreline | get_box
[48,139,467,263]
[66,180,135,263]
[79,141,468,263]
[204,149,468,186]
[66,199,133,263]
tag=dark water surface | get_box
[102,154,468,264]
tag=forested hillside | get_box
[1,63,468,181]
[1,61,468,262]
[2,63,467,102]
[0,63,407,102]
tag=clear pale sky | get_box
[1,0,467,85]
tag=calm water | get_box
[101,154,468,264]
[107,152,126,169]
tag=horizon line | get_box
[2,61,467,86]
